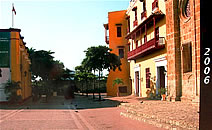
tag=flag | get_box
[12,4,16,15]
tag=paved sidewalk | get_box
[1,94,164,130]
[71,93,164,130]
[1,94,200,129]
[106,95,199,130]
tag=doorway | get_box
[135,71,140,96]
[156,66,166,95]
[159,66,165,89]
[154,57,167,95]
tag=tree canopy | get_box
[82,45,122,73]
[81,45,122,100]
[28,48,56,81]
[28,48,74,94]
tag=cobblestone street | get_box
[108,95,199,130]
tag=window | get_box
[117,26,122,37]
[180,0,191,22]
[143,1,146,11]
[132,7,137,20]
[182,42,192,73]
[146,68,150,88]
[119,49,124,58]
[135,9,137,20]
[127,19,130,33]
[155,27,159,40]
[136,40,138,48]
[144,35,147,43]
[128,44,131,52]
[185,0,190,17]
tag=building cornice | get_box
[0,28,21,32]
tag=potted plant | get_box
[113,78,124,97]
[4,80,22,104]
[158,88,167,101]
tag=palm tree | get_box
[113,78,124,87]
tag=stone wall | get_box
[165,0,200,102]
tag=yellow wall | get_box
[127,0,167,97]
[127,0,166,33]
[10,30,32,100]
[130,52,166,97]
[10,31,21,82]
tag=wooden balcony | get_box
[128,37,165,60]
[105,36,109,44]
[152,0,159,12]
[141,11,147,20]
[133,20,138,27]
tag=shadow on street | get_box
[70,93,121,110]
[0,93,121,110]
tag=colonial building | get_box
[165,0,200,102]
[126,0,167,97]
[0,28,32,102]
[104,10,131,96]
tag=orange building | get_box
[104,10,131,97]
[0,28,32,102]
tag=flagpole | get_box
[12,3,14,28]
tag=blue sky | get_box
[0,0,129,70]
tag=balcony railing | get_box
[128,37,165,60]
[133,20,138,27]
[141,11,147,21]
[105,36,109,44]
[152,0,159,12]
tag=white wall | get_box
[0,68,11,101]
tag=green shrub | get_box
[158,88,167,95]
[4,80,22,103]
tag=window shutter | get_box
[182,42,192,73]
[146,68,150,88]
